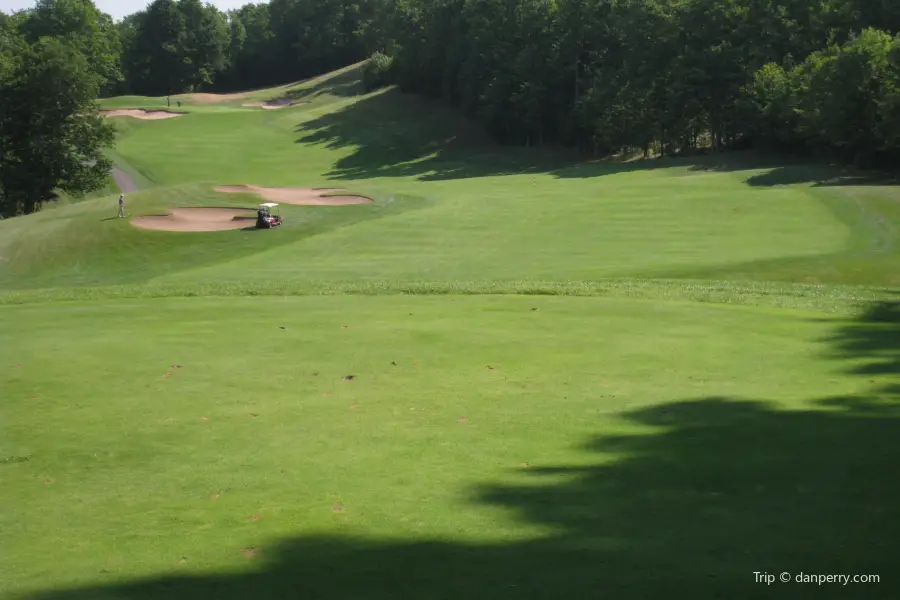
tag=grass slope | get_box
[2,64,899,600]
[3,65,900,291]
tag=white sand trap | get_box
[214,185,373,206]
[101,109,184,120]
[131,207,256,232]
[242,98,304,110]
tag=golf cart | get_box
[256,202,282,229]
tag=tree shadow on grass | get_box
[825,299,900,380]
[294,88,701,182]
[282,65,367,103]
[294,87,898,187]
[19,303,900,599]
[689,159,899,188]
[746,169,899,188]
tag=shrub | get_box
[362,52,394,92]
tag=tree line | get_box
[1,0,116,216]
[107,0,900,165]
[369,0,900,167]
[112,0,380,96]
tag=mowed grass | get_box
[2,64,900,600]
[3,295,898,600]
[3,64,900,290]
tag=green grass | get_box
[3,296,898,599]
[2,63,900,599]
[6,66,900,290]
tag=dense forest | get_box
[2,0,900,215]
[371,0,900,166]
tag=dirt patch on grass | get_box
[214,185,372,206]
[131,207,256,232]
[101,109,185,120]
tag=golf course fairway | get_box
[2,65,898,599]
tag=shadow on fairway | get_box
[294,87,900,187]
[746,168,898,188]
[284,67,365,103]
[20,303,900,599]
[689,159,899,188]
[294,88,675,182]
[825,299,900,378]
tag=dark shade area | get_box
[283,67,366,102]
[20,302,900,600]
[294,88,900,188]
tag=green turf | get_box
[3,296,898,599]
[2,63,899,599]
[5,66,900,290]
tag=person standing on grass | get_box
[117,193,126,218]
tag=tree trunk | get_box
[573,46,579,100]
[23,194,38,215]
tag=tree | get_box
[746,62,798,147]
[20,0,122,89]
[789,29,893,164]
[876,37,900,151]
[120,0,231,95]
[176,0,230,90]
[223,3,277,89]
[0,35,114,216]
[127,0,186,95]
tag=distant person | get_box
[117,193,126,218]
[167,96,171,107]
[177,100,182,107]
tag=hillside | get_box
[3,63,899,600]
[3,65,900,297]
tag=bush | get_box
[362,52,394,92]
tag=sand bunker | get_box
[242,98,304,110]
[214,185,372,206]
[131,207,256,232]
[101,109,184,120]
[179,92,249,105]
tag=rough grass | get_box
[3,63,900,600]
[0,278,894,316]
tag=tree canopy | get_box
[369,0,900,165]
[1,2,117,217]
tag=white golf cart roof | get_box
[259,202,279,208]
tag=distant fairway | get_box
[2,65,899,600]
[3,67,900,291]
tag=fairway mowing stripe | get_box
[0,280,893,314]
